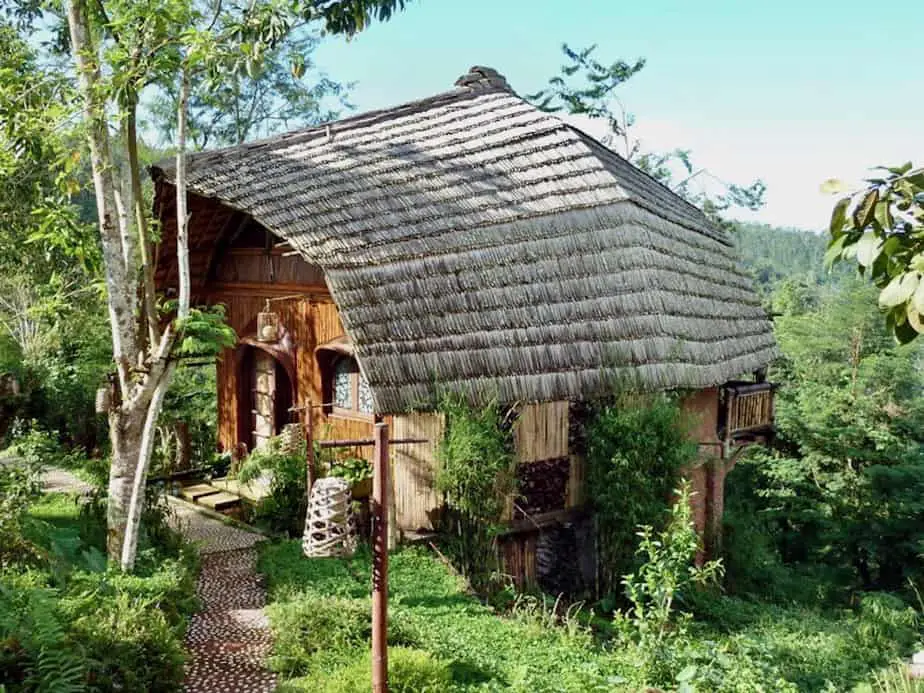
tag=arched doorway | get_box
[234,327,298,455]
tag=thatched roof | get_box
[153,66,777,413]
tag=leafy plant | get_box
[823,163,924,343]
[309,647,453,693]
[0,573,84,693]
[238,434,308,535]
[584,394,697,596]
[327,456,372,485]
[435,394,515,589]
[613,481,723,688]
[0,455,43,567]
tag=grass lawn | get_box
[258,541,620,692]
[258,540,923,692]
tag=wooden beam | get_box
[316,437,426,449]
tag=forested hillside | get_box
[733,222,835,294]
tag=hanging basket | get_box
[257,302,280,343]
[303,477,357,558]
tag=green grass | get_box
[259,541,620,692]
[259,540,924,693]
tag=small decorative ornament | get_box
[303,477,357,558]
[257,300,280,343]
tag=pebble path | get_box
[169,500,277,693]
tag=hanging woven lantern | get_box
[257,300,280,342]
[303,477,357,558]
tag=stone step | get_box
[197,491,242,512]
[182,483,222,502]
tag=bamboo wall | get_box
[391,413,444,531]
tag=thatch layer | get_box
[153,72,777,413]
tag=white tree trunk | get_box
[67,0,148,562]
[175,69,192,319]
[117,66,193,572]
[120,363,175,571]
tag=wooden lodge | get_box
[152,66,777,589]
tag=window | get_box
[328,355,373,418]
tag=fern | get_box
[0,579,85,693]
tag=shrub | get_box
[435,394,515,588]
[7,425,86,471]
[612,481,723,688]
[0,572,84,693]
[584,394,697,596]
[64,591,186,693]
[238,435,307,535]
[310,647,452,693]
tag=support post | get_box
[372,422,389,693]
[304,400,315,498]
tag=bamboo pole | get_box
[372,422,389,693]
[304,399,315,500]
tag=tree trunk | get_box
[121,365,175,571]
[107,408,146,558]
[175,421,192,470]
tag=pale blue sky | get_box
[314,0,924,231]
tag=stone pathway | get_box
[169,500,277,693]
[42,466,93,495]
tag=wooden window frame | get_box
[326,355,374,422]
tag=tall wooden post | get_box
[371,422,389,693]
[303,399,315,497]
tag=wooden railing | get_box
[722,382,776,439]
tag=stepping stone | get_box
[182,484,222,502]
[197,491,242,512]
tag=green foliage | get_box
[824,163,924,343]
[0,490,197,693]
[435,394,515,588]
[238,434,308,535]
[303,647,453,693]
[436,395,515,522]
[858,661,924,693]
[259,542,624,692]
[157,364,219,475]
[585,394,697,595]
[267,594,417,677]
[726,279,924,593]
[0,573,85,693]
[151,26,352,149]
[612,481,723,688]
[327,456,372,484]
[0,456,43,567]
[64,591,186,693]
[171,305,237,358]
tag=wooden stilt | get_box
[371,422,389,693]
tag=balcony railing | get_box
[720,381,776,440]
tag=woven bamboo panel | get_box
[391,412,444,531]
[514,401,570,464]
[500,531,538,588]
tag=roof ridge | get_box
[561,124,726,243]
[152,82,515,176]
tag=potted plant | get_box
[328,456,374,498]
